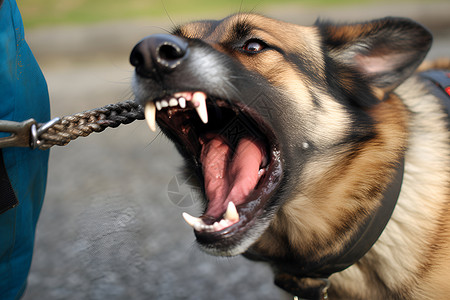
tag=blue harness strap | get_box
[0,0,50,299]
[420,70,450,120]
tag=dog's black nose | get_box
[130,34,189,77]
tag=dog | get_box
[129,14,450,299]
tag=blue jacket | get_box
[0,0,50,299]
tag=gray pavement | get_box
[21,2,449,300]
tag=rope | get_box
[38,100,144,150]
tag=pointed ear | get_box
[318,17,432,94]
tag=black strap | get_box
[314,156,404,276]
[0,149,18,214]
[267,157,405,299]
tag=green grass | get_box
[18,0,426,29]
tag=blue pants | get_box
[0,0,50,299]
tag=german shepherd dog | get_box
[130,14,450,299]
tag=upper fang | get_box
[193,92,208,124]
[144,102,156,132]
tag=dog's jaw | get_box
[136,88,284,256]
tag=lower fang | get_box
[182,212,203,228]
[224,202,239,222]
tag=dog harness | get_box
[421,70,450,125]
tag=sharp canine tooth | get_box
[193,92,208,124]
[144,102,156,132]
[179,97,186,108]
[156,101,162,111]
[169,98,178,107]
[182,212,204,230]
[224,202,239,222]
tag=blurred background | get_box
[18,0,449,299]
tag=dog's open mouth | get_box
[144,91,282,254]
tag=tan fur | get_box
[327,75,450,299]
[173,14,450,299]
[253,94,409,262]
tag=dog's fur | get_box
[131,14,450,299]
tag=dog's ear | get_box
[318,17,432,94]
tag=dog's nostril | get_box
[130,46,144,68]
[156,40,188,70]
[158,44,185,61]
[130,41,155,77]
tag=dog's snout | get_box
[130,34,189,77]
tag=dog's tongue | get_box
[200,136,264,218]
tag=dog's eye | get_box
[242,39,266,53]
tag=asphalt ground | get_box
[21,2,449,300]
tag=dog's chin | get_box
[138,89,283,256]
[196,216,275,257]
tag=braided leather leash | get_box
[38,100,144,150]
[0,100,145,150]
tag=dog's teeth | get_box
[182,203,239,233]
[156,101,162,111]
[193,92,208,124]
[200,223,215,232]
[224,201,239,222]
[169,98,178,107]
[179,97,186,109]
[213,222,221,231]
[182,212,206,231]
[217,219,236,232]
[182,212,201,227]
[161,100,169,108]
[220,219,230,227]
[144,102,156,132]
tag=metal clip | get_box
[30,118,61,149]
[321,279,330,300]
[0,118,61,149]
[292,278,330,300]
